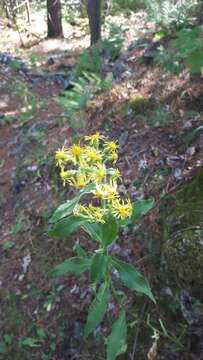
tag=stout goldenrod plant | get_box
[49,133,155,360]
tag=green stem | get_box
[110,280,124,306]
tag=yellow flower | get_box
[55,135,133,224]
[85,132,104,146]
[70,144,83,158]
[104,141,119,163]
[105,141,118,152]
[70,173,89,189]
[60,167,76,186]
[93,184,119,201]
[73,204,89,217]
[92,163,107,183]
[88,204,105,223]
[111,199,133,220]
[55,147,70,167]
[74,203,105,223]
[110,168,121,183]
[84,147,102,164]
[108,151,118,163]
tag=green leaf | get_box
[50,197,80,223]
[101,215,118,247]
[11,220,23,234]
[2,241,15,250]
[48,216,86,238]
[106,310,127,360]
[20,338,40,347]
[4,334,13,345]
[90,253,109,284]
[133,198,155,219]
[82,215,118,247]
[50,184,95,223]
[73,243,87,257]
[112,258,156,303]
[84,283,109,337]
[187,50,203,73]
[50,257,91,277]
[82,222,103,242]
[36,327,46,340]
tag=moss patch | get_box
[127,95,153,115]
[160,168,203,292]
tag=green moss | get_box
[127,95,152,115]
[163,229,203,285]
[160,168,203,290]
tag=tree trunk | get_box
[87,0,101,45]
[47,0,63,39]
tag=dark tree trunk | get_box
[87,0,101,45]
[47,0,63,38]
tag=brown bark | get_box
[47,0,63,39]
[86,0,101,45]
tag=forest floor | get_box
[0,10,203,360]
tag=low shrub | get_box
[155,26,203,75]
[145,0,198,34]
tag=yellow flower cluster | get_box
[55,133,132,223]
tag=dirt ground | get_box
[0,10,203,360]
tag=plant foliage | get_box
[49,134,155,359]
[100,23,126,60]
[145,0,198,33]
[57,72,113,118]
[155,26,203,74]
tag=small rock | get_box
[155,159,165,166]
[162,287,173,297]
[0,52,14,64]
[138,159,148,170]
[22,254,31,271]
[112,62,126,78]
[186,146,196,156]
[183,120,193,129]
[27,165,38,172]
[127,38,149,51]
[18,274,25,281]
[173,168,183,180]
